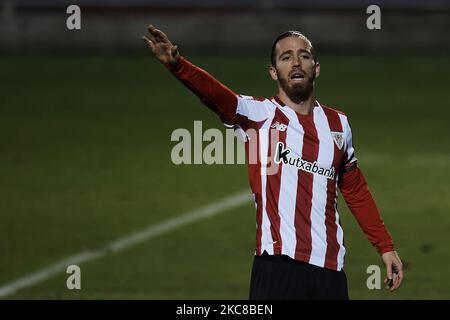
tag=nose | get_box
[292,55,301,67]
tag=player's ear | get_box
[314,61,320,78]
[269,65,278,81]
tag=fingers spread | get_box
[154,29,168,42]
[142,36,155,50]
[146,27,159,43]
[147,25,169,42]
[146,25,160,43]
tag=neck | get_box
[277,89,316,115]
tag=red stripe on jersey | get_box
[245,119,266,194]
[244,119,268,256]
[322,106,344,270]
[265,108,290,255]
[295,113,319,262]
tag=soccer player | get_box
[143,25,404,299]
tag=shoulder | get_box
[319,102,347,117]
[235,95,276,120]
[236,94,276,111]
[318,102,353,136]
[238,94,270,103]
[319,102,351,124]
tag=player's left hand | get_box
[381,250,404,292]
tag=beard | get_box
[278,70,316,103]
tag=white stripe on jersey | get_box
[259,111,276,254]
[239,97,354,271]
[277,108,303,258]
[336,207,346,271]
[308,106,335,267]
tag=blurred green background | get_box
[1,52,449,299]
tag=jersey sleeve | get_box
[165,56,272,131]
[338,115,395,255]
[235,95,274,130]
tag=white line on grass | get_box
[0,191,252,298]
[1,153,448,298]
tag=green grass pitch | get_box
[1,52,449,299]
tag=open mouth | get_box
[290,72,305,81]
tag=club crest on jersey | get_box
[331,131,344,150]
[270,121,288,132]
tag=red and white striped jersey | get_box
[166,57,395,271]
[236,95,356,271]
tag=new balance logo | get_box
[274,142,336,179]
[270,121,288,131]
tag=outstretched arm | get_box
[142,25,241,126]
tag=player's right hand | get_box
[142,25,180,66]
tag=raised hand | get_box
[142,25,180,66]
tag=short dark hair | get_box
[270,31,316,66]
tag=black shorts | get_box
[249,252,349,300]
